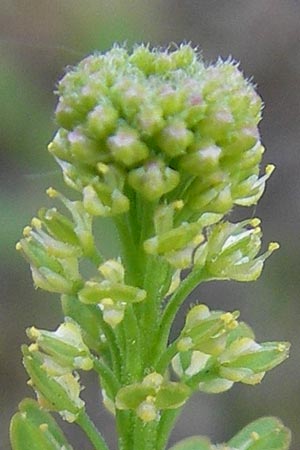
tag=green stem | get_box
[140,256,169,349]
[76,409,110,450]
[156,409,181,450]
[98,311,122,379]
[155,340,178,374]
[133,418,158,450]
[92,356,120,397]
[152,268,209,364]
[114,215,142,286]
[116,410,134,450]
[124,305,142,381]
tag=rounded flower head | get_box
[50,44,268,226]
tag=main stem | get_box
[113,199,194,449]
[76,410,110,450]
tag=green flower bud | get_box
[153,84,183,116]
[86,102,118,140]
[157,120,193,157]
[23,346,84,423]
[10,398,73,450]
[83,184,129,217]
[98,259,125,283]
[128,160,180,201]
[144,222,202,256]
[107,125,149,167]
[179,143,222,176]
[26,319,93,371]
[135,104,165,136]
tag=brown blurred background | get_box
[1,1,300,449]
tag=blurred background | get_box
[1,1,300,449]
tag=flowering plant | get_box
[10,44,291,450]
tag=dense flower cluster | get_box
[47,44,272,268]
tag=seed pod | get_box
[10,398,73,450]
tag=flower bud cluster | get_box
[16,188,98,294]
[172,304,289,393]
[49,44,271,264]
[115,372,190,423]
[79,258,147,327]
[22,319,91,423]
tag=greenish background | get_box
[1,1,300,449]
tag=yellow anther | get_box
[250,218,261,227]
[101,298,114,306]
[227,319,238,330]
[251,431,259,441]
[193,234,204,246]
[31,217,42,229]
[277,343,286,352]
[28,343,39,352]
[268,242,280,252]
[39,423,49,432]
[97,162,109,174]
[265,164,275,175]
[220,312,234,325]
[46,187,58,198]
[253,226,261,235]
[23,226,32,237]
[16,242,22,251]
[173,200,184,210]
[146,395,156,403]
[28,326,40,339]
